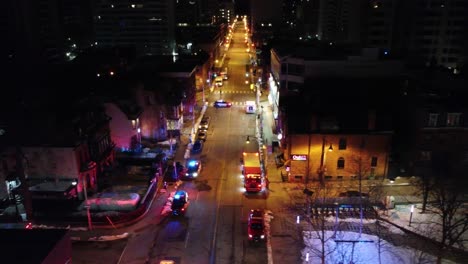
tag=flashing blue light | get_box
[174,194,181,199]
[384,51,388,55]
[188,160,197,167]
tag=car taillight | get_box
[257,184,262,187]
[248,234,253,238]
[182,208,185,211]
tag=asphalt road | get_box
[70,21,467,264]
[72,20,268,264]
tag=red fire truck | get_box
[241,138,265,192]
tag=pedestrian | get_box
[163,181,167,190]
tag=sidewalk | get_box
[256,90,303,264]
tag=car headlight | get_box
[185,173,189,176]
[260,235,265,239]
[192,173,198,177]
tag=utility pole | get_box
[318,137,325,186]
[305,134,313,218]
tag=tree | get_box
[307,182,338,264]
[429,178,468,264]
[347,154,373,237]
[418,152,468,263]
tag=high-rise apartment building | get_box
[94,0,176,55]
[3,0,94,65]
[217,0,235,24]
[289,0,467,70]
[401,0,467,69]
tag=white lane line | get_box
[184,231,190,248]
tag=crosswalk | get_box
[208,101,254,106]
[210,90,255,94]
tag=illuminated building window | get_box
[446,113,461,127]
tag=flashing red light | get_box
[25,222,33,229]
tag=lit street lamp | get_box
[409,204,415,226]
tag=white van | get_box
[215,76,223,87]
[245,101,256,114]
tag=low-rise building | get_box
[279,78,397,183]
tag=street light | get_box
[409,204,415,226]
[246,136,250,144]
[318,136,333,186]
[137,127,141,151]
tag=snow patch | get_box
[301,231,457,264]
[88,232,129,241]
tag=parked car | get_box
[248,209,265,242]
[214,100,232,108]
[171,190,189,216]
[215,76,223,87]
[197,130,207,141]
[199,119,210,131]
[191,140,203,153]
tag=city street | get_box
[70,18,466,264]
[72,19,270,264]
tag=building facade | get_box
[94,0,176,55]
[286,133,391,183]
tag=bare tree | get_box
[412,167,434,213]
[349,155,372,237]
[428,179,468,264]
[307,182,338,264]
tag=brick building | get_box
[279,78,397,183]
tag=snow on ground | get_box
[379,204,468,249]
[88,232,129,241]
[301,231,457,264]
[78,192,140,211]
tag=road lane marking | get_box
[184,231,190,248]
